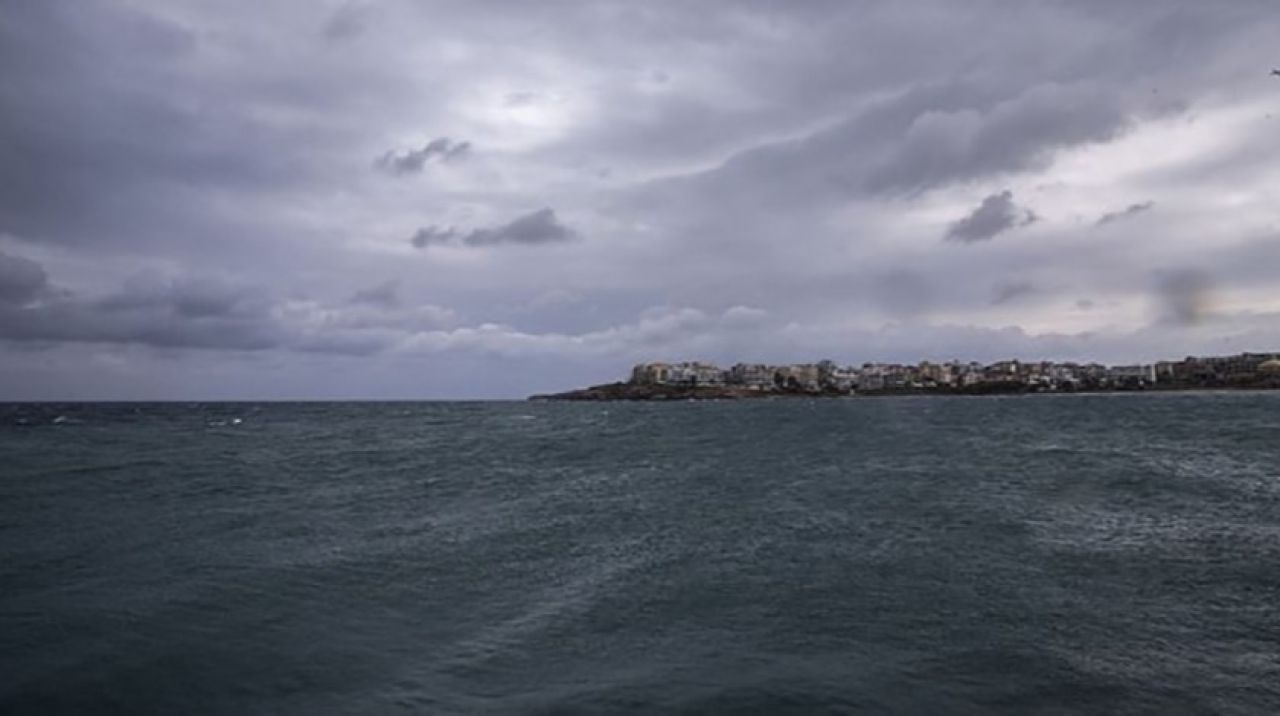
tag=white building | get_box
[857,365,886,391]
[666,361,725,386]
[729,363,775,390]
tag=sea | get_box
[3,393,1279,714]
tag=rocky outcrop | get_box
[528,382,845,401]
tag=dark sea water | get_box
[3,394,1280,714]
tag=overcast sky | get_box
[2,1,1279,399]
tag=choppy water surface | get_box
[3,394,1280,714]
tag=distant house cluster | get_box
[630,352,1280,394]
[631,360,854,392]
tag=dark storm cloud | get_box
[375,138,471,175]
[0,297,283,351]
[642,82,996,208]
[0,269,405,355]
[1096,201,1156,227]
[645,80,1145,217]
[0,1,367,256]
[96,275,271,319]
[945,191,1037,244]
[0,251,50,305]
[867,83,1132,193]
[410,208,576,249]
[0,274,286,350]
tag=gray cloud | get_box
[1096,201,1156,227]
[0,1,352,259]
[411,208,576,249]
[504,91,541,107]
[991,281,1036,305]
[464,208,575,247]
[870,270,935,319]
[1155,270,1215,326]
[0,251,49,305]
[323,2,370,41]
[375,138,471,174]
[349,280,401,308]
[0,274,288,350]
[410,226,458,248]
[945,191,1038,244]
[97,275,271,320]
[0,298,282,351]
[868,83,1132,194]
[0,269,416,355]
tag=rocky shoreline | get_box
[527,382,817,401]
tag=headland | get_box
[530,352,1280,400]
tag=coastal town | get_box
[533,352,1280,400]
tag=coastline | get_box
[533,353,1280,401]
[528,381,1280,401]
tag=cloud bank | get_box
[2,1,1279,398]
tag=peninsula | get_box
[530,352,1280,400]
